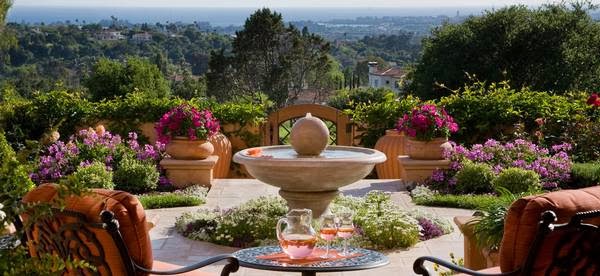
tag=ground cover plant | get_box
[138,185,208,209]
[175,191,452,249]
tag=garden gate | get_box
[263,104,354,146]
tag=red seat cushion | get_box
[499,186,600,273]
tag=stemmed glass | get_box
[336,212,355,256]
[319,214,337,259]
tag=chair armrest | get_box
[136,254,239,276]
[413,256,518,276]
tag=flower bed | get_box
[30,127,168,192]
[175,191,452,249]
[426,139,572,194]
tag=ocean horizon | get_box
[7,6,499,26]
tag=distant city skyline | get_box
[13,0,556,8]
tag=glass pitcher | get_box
[276,209,318,259]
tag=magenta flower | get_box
[155,104,220,144]
[396,103,459,141]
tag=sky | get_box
[14,0,556,8]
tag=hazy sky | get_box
[14,0,556,8]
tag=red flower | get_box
[587,93,599,106]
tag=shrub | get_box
[492,168,540,194]
[114,158,159,193]
[138,193,204,209]
[411,186,503,210]
[327,87,394,110]
[570,163,600,188]
[344,94,420,147]
[31,129,165,187]
[69,161,114,189]
[454,161,495,194]
[429,139,572,193]
[438,82,586,145]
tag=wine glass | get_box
[319,214,337,258]
[336,212,354,256]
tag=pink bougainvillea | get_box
[155,104,220,144]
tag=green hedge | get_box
[0,90,267,149]
[438,82,588,145]
[570,163,600,188]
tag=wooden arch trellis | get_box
[263,104,354,146]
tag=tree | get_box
[206,49,239,102]
[0,0,15,59]
[84,57,170,101]
[208,8,333,106]
[287,26,332,104]
[171,72,207,100]
[232,8,290,106]
[410,3,600,99]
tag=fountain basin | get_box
[233,145,386,217]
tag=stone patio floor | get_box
[146,179,474,276]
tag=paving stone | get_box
[147,179,466,276]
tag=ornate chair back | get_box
[21,184,153,275]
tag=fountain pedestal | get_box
[279,190,339,218]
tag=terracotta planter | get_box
[374,129,406,179]
[166,137,214,160]
[208,133,232,178]
[405,137,452,160]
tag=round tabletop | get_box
[233,246,389,274]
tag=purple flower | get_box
[431,170,445,182]
[418,217,444,240]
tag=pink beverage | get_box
[320,228,337,241]
[337,227,354,239]
[279,234,317,259]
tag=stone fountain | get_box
[233,113,386,217]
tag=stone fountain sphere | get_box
[290,113,329,156]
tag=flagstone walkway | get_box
[146,179,474,275]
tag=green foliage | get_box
[411,186,505,210]
[492,168,541,194]
[1,23,232,97]
[327,87,394,110]
[570,162,600,188]
[209,8,333,107]
[2,89,92,150]
[455,161,496,194]
[113,158,159,193]
[351,191,420,249]
[139,185,208,209]
[171,74,207,100]
[138,193,204,209]
[0,131,35,226]
[1,245,94,276]
[85,57,170,101]
[175,196,288,247]
[69,162,114,189]
[439,81,586,145]
[344,94,420,147]
[411,3,600,99]
[468,188,526,250]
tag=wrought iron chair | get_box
[414,209,600,275]
[21,183,239,276]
